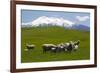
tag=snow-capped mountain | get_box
[22,16,75,27]
[31,16,75,27]
[21,16,89,31]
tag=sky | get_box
[21,9,90,27]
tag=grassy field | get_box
[21,26,90,63]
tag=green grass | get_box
[21,26,90,63]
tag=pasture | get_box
[21,26,90,63]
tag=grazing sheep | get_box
[64,41,76,52]
[73,40,80,51]
[56,43,65,52]
[51,47,57,53]
[42,40,80,53]
[66,44,73,52]
[65,40,80,52]
[42,44,56,53]
[25,44,35,51]
[64,41,74,52]
[64,43,70,52]
[65,43,70,46]
[73,45,79,51]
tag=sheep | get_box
[65,43,70,46]
[64,40,80,52]
[42,44,56,53]
[56,43,65,52]
[25,44,35,51]
[74,40,80,45]
[73,40,80,51]
[64,41,76,52]
[42,40,80,53]
[73,45,79,51]
[51,47,57,53]
[64,43,70,52]
[63,41,73,52]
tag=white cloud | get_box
[22,22,32,25]
[76,16,89,22]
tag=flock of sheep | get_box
[25,40,80,53]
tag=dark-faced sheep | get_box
[73,40,80,51]
[64,41,75,52]
[64,40,80,52]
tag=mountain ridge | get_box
[21,16,90,31]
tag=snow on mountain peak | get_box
[31,16,75,27]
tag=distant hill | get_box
[71,24,90,31]
[22,23,90,31]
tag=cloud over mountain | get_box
[76,16,89,22]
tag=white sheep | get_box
[25,44,35,51]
